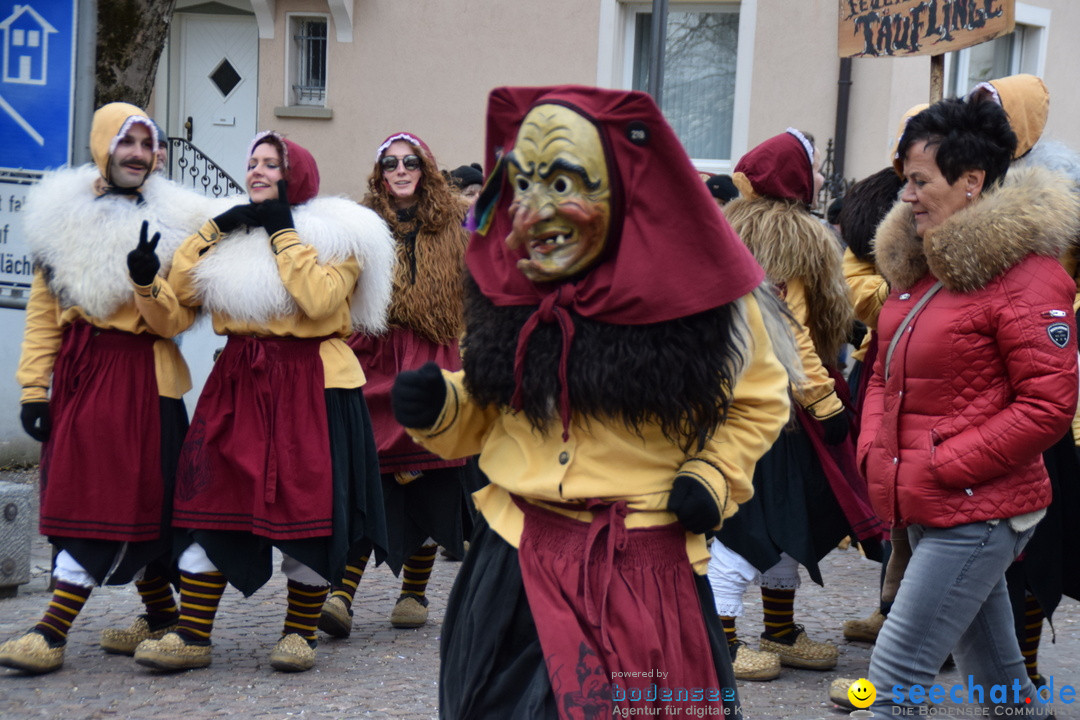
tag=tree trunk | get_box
[95,0,177,108]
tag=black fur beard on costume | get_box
[461,274,747,452]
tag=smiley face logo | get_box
[847,678,876,708]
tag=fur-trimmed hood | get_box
[22,164,230,318]
[723,196,853,363]
[192,197,395,332]
[874,165,1080,292]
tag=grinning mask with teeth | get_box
[505,104,611,282]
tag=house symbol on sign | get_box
[0,4,57,85]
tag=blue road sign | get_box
[0,1,76,171]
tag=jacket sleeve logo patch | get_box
[1047,322,1071,349]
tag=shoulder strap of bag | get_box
[884,280,943,381]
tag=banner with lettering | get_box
[839,0,1015,57]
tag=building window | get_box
[289,15,328,106]
[626,3,740,162]
[944,3,1048,97]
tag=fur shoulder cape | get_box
[723,196,853,363]
[192,196,395,332]
[21,165,227,318]
[874,165,1080,292]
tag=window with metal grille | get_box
[291,16,327,106]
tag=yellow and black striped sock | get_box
[175,570,226,644]
[34,580,92,644]
[284,580,329,643]
[136,574,179,628]
[1020,593,1045,683]
[329,551,370,608]
[400,544,438,601]
[720,615,738,646]
[761,587,796,639]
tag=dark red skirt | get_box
[515,498,726,719]
[439,514,740,719]
[40,322,164,542]
[173,335,334,540]
[348,328,465,474]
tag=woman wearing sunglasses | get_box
[131,131,395,673]
[319,132,473,636]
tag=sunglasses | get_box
[380,154,422,172]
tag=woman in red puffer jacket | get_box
[858,97,1079,716]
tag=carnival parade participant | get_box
[834,164,906,649]
[319,132,471,635]
[860,97,1078,716]
[0,102,216,674]
[448,163,484,206]
[390,85,798,719]
[131,131,395,673]
[708,129,883,681]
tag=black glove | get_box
[391,362,447,429]
[20,402,50,443]
[256,180,295,237]
[849,319,868,348]
[212,202,259,234]
[821,412,850,445]
[127,220,161,286]
[667,475,720,534]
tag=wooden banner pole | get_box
[929,54,945,103]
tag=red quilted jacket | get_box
[858,166,1080,528]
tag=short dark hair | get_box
[838,166,904,261]
[896,97,1016,189]
[826,196,844,225]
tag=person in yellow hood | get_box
[0,102,218,675]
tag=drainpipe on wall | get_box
[647,0,669,107]
[832,57,852,193]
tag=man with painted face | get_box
[0,102,217,675]
[390,86,798,719]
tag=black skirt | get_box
[717,422,850,585]
[178,388,388,596]
[439,517,740,719]
[55,397,188,586]
[1007,430,1080,625]
[381,464,470,574]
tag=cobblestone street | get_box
[2,470,1077,719]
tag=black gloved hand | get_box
[849,319,868,348]
[391,362,447,429]
[256,180,295,237]
[667,475,720,534]
[20,402,50,443]
[127,220,161,286]
[212,203,259,234]
[821,412,850,445]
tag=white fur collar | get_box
[191,197,395,332]
[21,165,230,318]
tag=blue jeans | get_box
[868,520,1049,715]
